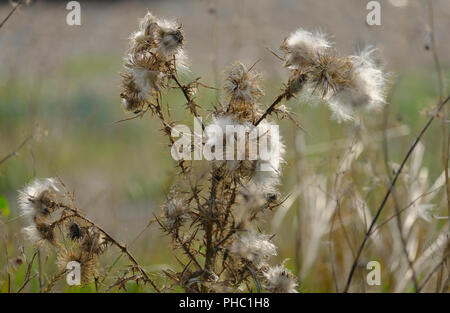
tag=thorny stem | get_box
[175,233,202,270]
[344,95,450,293]
[246,265,262,292]
[214,223,241,251]
[205,168,221,272]
[153,92,216,283]
[153,86,254,291]
[171,74,205,131]
[254,92,287,127]
[0,0,24,30]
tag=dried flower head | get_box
[18,178,59,220]
[263,262,298,293]
[307,54,354,98]
[18,178,60,246]
[164,196,190,230]
[225,62,264,103]
[327,48,387,122]
[229,232,277,268]
[129,12,158,53]
[57,248,98,285]
[281,28,387,122]
[22,219,56,245]
[155,19,184,57]
[81,226,108,255]
[120,12,189,114]
[281,28,331,69]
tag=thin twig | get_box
[17,251,37,293]
[37,248,43,293]
[171,74,205,131]
[370,184,444,235]
[4,237,10,293]
[254,92,287,127]
[246,265,262,292]
[0,0,24,30]
[0,134,33,167]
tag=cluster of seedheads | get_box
[18,179,109,288]
[18,11,387,293]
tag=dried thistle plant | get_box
[15,11,391,294]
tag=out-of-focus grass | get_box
[0,52,449,292]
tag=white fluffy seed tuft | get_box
[229,232,277,268]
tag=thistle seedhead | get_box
[162,185,191,232]
[81,226,108,255]
[224,62,264,123]
[57,248,98,285]
[22,223,55,246]
[225,62,264,103]
[18,178,61,246]
[129,12,158,53]
[307,54,354,98]
[229,232,277,268]
[263,261,298,293]
[327,48,387,122]
[164,197,190,231]
[120,12,189,114]
[281,28,331,69]
[281,28,387,122]
[155,19,184,58]
[18,178,59,221]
